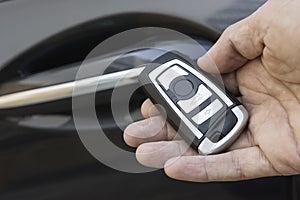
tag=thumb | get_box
[198,13,266,74]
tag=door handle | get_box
[0,61,145,110]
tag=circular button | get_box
[173,79,194,97]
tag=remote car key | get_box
[139,52,248,155]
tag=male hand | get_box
[124,0,300,182]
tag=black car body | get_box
[0,0,298,199]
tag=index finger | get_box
[197,14,265,74]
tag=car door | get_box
[0,0,298,199]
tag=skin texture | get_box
[123,0,300,182]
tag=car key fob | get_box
[138,51,248,155]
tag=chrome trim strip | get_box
[0,67,145,109]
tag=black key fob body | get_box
[139,52,248,155]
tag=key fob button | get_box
[173,79,194,97]
[204,110,238,142]
[192,99,223,125]
[177,84,212,113]
[220,110,238,136]
[157,65,188,90]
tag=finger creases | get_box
[164,147,278,182]
[123,116,178,147]
[136,140,197,168]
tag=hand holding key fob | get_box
[139,52,248,155]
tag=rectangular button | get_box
[158,65,188,90]
[177,84,212,113]
[192,99,223,125]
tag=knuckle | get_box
[230,151,247,180]
[283,149,300,173]
[201,156,210,181]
